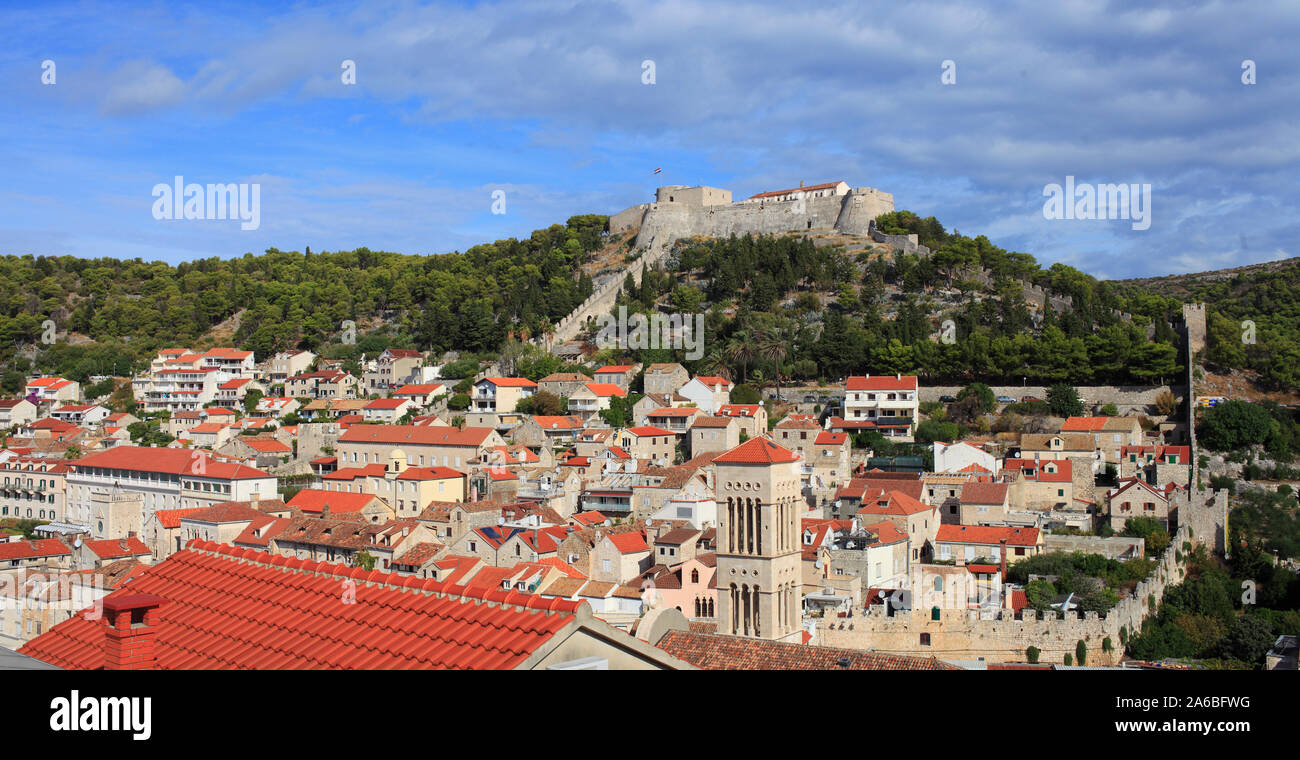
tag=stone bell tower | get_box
[713,437,804,642]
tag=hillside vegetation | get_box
[0,215,606,389]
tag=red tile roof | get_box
[717,404,760,417]
[595,365,634,373]
[84,536,151,559]
[481,377,538,388]
[656,631,959,670]
[845,375,917,391]
[153,508,205,529]
[608,532,650,554]
[287,489,381,514]
[960,482,1008,505]
[855,489,932,517]
[747,181,844,200]
[625,425,673,437]
[242,438,291,453]
[584,383,627,397]
[70,446,271,480]
[394,383,443,395]
[713,437,800,464]
[532,415,585,429]
[18,541,582,670]
[0,538,71,561]
[935,524,1041,547]
[338,425,495,447]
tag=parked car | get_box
[1021,396,1042,403]
[939,395,956,403]
[996,395,1017,404]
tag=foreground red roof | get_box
[19,541,582,670]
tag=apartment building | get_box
[267,349,316,387]
[320,453,466,519]
[843,375,918,441]
[363,348,425,394]
[286,369,358,400]
[679,376,733,415]
[0,457,70,522]
[24,377,81,406]
[335,424,505,474]
[472,377,537,414]
[0,399,38,430]
[643,363,689,396]
[568,383,627,420]
[63,446,277,535]
[133,367,221,413]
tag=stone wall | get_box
[918,384,1183,413]
[1042,534,1144,560]
[813,524,1192,664]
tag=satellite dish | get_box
[73,538,82,548]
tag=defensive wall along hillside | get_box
[813,524,1194,665]
[545,183,895,347]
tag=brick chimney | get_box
[321,503,331,519]
[102,594,167,670]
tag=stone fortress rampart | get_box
[814,523,1194,665]
[548,180,1183,347]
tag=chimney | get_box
[999,538,1008,581]
[321,503,331,519]
[102,594,166,670]
[251,492,260,510]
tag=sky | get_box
[1,0,1297,279]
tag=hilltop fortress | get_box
[610,180,896,258]
[542,180,896,348]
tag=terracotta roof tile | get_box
[656,631,959,670]
[18,541,581,670]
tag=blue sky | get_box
[2,0,1297,278]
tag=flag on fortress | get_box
[653,167,662,174]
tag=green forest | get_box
[0,215,606,389]
[1113,258,1300,390]
[613,210,1186,386]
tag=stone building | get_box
[713,437,803,642]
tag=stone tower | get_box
[713,437,804,642]
[1182,302,1207,359]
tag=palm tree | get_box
[725,331,756,385]
[757,328,790,403]
[702,348,734,383]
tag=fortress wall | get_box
[814,524,1191,664]
[609,204,650,235]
